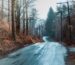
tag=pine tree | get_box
[45,7,56,37]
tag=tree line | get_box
[11,0,37,41]
[45,2,75,42]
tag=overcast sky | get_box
[35,0,68,19]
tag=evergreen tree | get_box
[57,5,68,17]
[45,7,56,37]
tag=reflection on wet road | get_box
[0,42,75,65]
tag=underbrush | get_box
[0,34,42,56]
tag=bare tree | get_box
[11,0,16,41]
[23,0,26,34]
[1,0,4,20]
[24,0,36,35]
[15,0,20,34]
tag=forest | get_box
[0,0,75,56]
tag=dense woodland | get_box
[0,0,75,55]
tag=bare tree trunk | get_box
[1,0,4,20]
[16,1,20,34]
[11,0,16,41]
[8,0,11,32]
[23,0,25,34]
[16,11,20,34]
[25,0,29,36]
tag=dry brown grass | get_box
[0,19,42,56]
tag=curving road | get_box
[0,42,75,65]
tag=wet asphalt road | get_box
[0,42,75,65]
